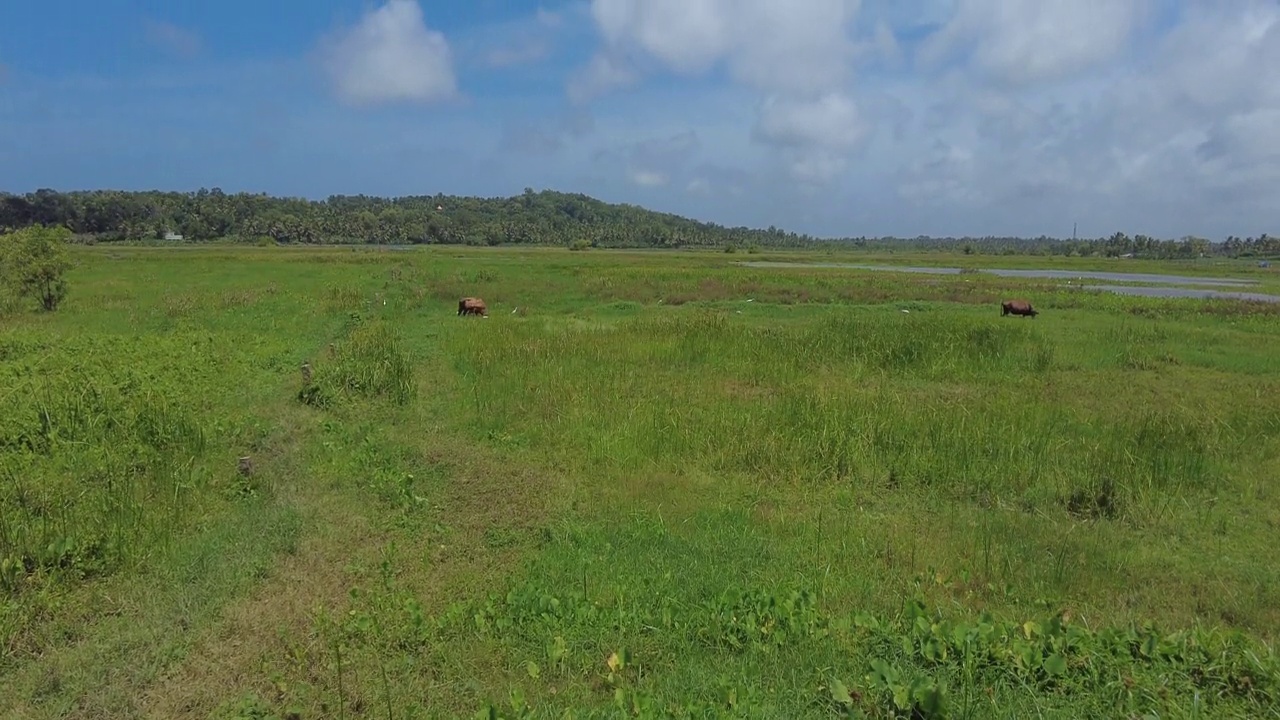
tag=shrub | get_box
[0,225,73,312]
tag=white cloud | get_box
[567,52,638,104]
[686,177,711,195]
[635,0,1271,236]
[630,170,667,186]
[576,0,868,184]
[319,0,456,106]
[918,0,1154,86]
[591,0,730,75]
[895,140,982,206]
[721,0,859,94]
[753,92,867,151]
[860,0,955,33]
[867,21,903,68]
[586,0,859,92]
[751,92,871,184]
[1148,1,1280,116]
[684,162,755,198]
[144,19,204,60]
[618,130,700,187]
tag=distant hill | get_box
[0,187,813,249]
[1,187,1274,257]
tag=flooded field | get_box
[739,261,1255,285]
[740,261,1280,302]
[1080,284,1280,302]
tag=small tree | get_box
[1,225,72,311]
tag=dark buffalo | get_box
[1001,299,1038,317]
[458,297,488,317]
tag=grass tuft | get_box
[299,319,416,408]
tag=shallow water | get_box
[1078,285,1280,303]
[739,261,1259,287]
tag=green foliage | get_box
[447,309,1274,509]
[364,567,1280,718]
[0,334,211,595]
[0,251,340,679]
[824,598,1280,719]
[0,188,816,249]
[0,326,295,661]
[298,318,416,408]
[0,225,72,312]
[5,188,1272,253]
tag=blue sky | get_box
[1,0,1277,239]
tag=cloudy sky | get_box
[1,0,1276,239]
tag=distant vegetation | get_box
[2,187,1277,258]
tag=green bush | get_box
[0,225,73,312]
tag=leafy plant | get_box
[0,224,72,312]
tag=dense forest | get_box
[1,187,1276,258]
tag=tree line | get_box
[847,232,1279,259]
[0,187,814,249]
[1,187,1275,258]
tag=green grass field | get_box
[2,245,1278,719]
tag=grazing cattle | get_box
[1001,299,1039,318]
[458,297,488,317]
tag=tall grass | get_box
[451,309,1263,518]
[0,335,222,597]
[0,266,330,665]
[300,318,416,408]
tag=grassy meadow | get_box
[1,245,1278,719]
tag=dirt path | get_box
[135,492,386,719]
[3,316,564,720]
[135,437,561,719]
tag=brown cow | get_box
[458,297,488,317]
[1001,299,1038,317]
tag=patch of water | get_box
[1077,285,1280,303]
[739,261,1258,287]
